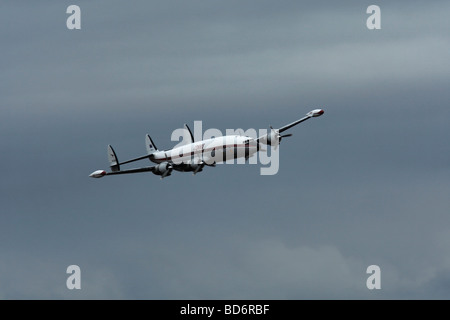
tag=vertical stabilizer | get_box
[107,145,120,172]
[146,134,158,154]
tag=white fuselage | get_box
[149,135,258,167]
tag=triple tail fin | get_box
[107,145,120,172]
[107,135,157,173]
[146,134,158,154]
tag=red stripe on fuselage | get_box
[155,144,255,162]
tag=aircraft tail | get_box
[146,134,158,154]
[107,145,120,172]
[104,136,158,174]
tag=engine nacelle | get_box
[258,129,280,147]
[153,162,173,177]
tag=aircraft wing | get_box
[278,109,324,133]
[89,166,155,178]
[257,109,324,146]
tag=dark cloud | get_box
[1,1,449,299]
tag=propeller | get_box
[193,161,205,175]
[160,163,173,179]
[269,126,294,145]
[256,126,292,151]
[279,133,292,142]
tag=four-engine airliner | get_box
[89,109,324,179]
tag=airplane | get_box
[89,108,324,179]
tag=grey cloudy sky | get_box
[1,1,449,299]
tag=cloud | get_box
[1,1,450,299]
[0,253,123,299]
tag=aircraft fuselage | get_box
[150,135,258,170]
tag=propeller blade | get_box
[279,133,292,143]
